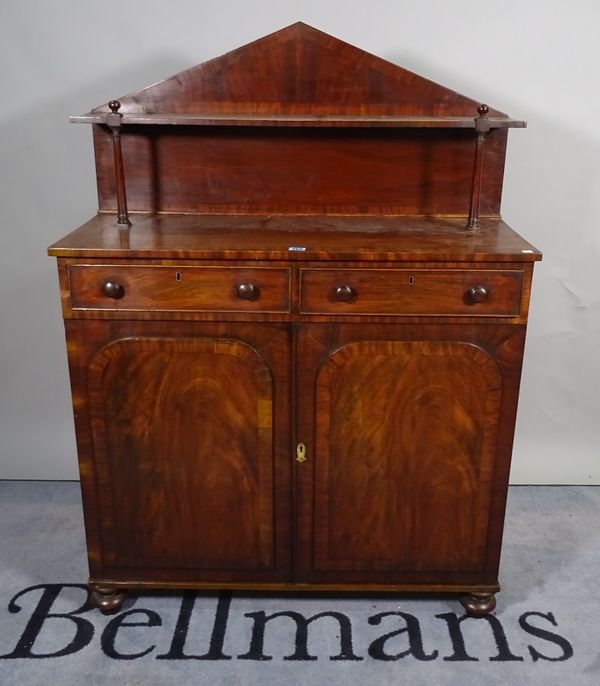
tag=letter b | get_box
[0,584,94,659]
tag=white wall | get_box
[1,0,598,482]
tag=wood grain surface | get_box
[49,214,541,262]
[83,23,507,119]
[295,322,526,587]
[90,126,509,216]
[66,321,292,583]
[299,268,523,316]
[69,264,291,313]
[312,340,501,572]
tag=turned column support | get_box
[466,104,491,230]
[106,100,131,226]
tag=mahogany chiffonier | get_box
[48,23,541,617]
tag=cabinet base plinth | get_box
[90,586,127,615]
[459,592,497,617]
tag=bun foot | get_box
[90,586,127,615]
[459,592,496,617]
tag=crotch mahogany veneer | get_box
[49,23,541,617]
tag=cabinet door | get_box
[66,321,291,584]
[295,323,525,587]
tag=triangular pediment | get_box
[91,23,504,117]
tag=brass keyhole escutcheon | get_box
[296,442,307,463]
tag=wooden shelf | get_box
[48,214,541,262]
[71,112,526,129]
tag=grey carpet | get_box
[0,481,598,685]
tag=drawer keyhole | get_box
[175,272,182,281]
[408,275,415,285]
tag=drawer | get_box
[68,265,291,313]
[300,268,523,316]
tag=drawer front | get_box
[300,269,523,316]
[69,265,291,313]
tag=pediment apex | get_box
[90,24,505,118]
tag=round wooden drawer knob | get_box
[334,284,357,302]
[236,282,260,300]
[102,280,125,299]
[467,285,489,304]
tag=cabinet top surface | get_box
[48,214,541,262]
